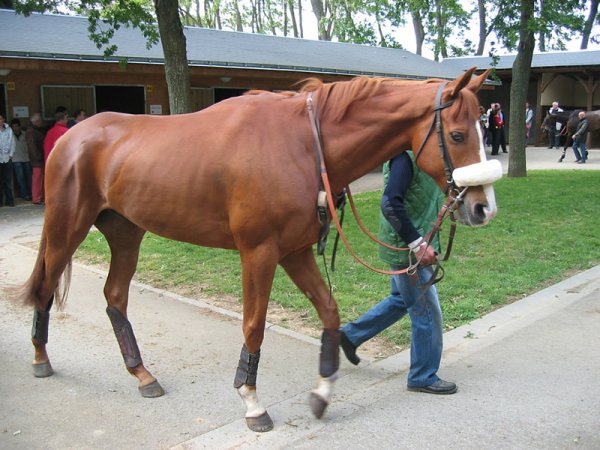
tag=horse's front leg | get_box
[235,244,279,432]
[280,246,341,420]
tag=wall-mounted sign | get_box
[13,106,29,118]
[7,81,15,91]
[150,104,162,115]
[147,84,153,93]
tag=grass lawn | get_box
[76,170,600,349]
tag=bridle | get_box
[306,81,465,277]
[413,82,460,196]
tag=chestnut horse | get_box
[21,67,500,432]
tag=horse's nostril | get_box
[474,203,487,221]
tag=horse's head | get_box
[413,67,502,227]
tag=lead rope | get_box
[307,93,430,276]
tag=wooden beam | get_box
[540,73,557,94]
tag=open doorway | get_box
[95,85,145,114]
[0,84,6,118]
[214,88,247,103]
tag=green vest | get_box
[378,152,444,267]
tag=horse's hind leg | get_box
[31,295,55,377]
[280,246,341,420]
[95,210,164,398]
[30,207,96,377]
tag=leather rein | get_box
[306,82,464,277]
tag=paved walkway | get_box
[1,147,599,449]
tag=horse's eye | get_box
[450,131,464,142]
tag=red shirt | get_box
[43,121,69,162]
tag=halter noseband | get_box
[413,82,458,193]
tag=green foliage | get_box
[15,0,159,57]
[77,171,600,347]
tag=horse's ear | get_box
[446,67,477,98]
[466,68,491,94]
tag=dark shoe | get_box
[408,379,457,395]
[547,146,553,149]
[339,330,360,366]
[577,160,586,164]
[558,155,565,162]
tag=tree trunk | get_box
[311,0,330,40]
[581,0,600,49]
[298,0,304,37]
[476,0,486,55]
[411,11,425,56]
[233,0,244,31]
[287,0,299,37]
[508,0,535,178]
[154,0,192,115]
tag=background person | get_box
[572,111,589,164]
[68,108,87,128]
[0,113,16,207]
[10,118,32,201]
[547,101,563,149]
[488,103,507,155]
[44,110,69,163]
[525,102,534,144]
[26,112,46,205]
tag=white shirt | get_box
[0,123,16,163]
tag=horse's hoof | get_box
[245,412,273,432]
[138,380,165,398]
[309,391,329,419]
[32,361,54,378]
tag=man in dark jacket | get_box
[572,111,589,164]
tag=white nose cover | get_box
[452,159,503,188]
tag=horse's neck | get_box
[320,93,427,190]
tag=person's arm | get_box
[380,153,437,264]
[573,120,589,139]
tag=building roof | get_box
[0,9,466,80]
[441,50,600,71]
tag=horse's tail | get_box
[21,232,72,311]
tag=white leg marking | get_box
[311,373,338,404]
[237,384,267,418]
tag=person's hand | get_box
[414,242,438,266]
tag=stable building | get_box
[0,9,466,124]
[442,52,600,146]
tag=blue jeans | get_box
[573,140,587,162]
[12,161,32,199]
[341,265,443,387]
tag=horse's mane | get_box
[299,76,478,123]
[244,76,478,123]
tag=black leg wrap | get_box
[31,295,54,343]
[233,344,261,388]
[106,306,143,368]
[319,329,340,378]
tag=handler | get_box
[339,150,457,395]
